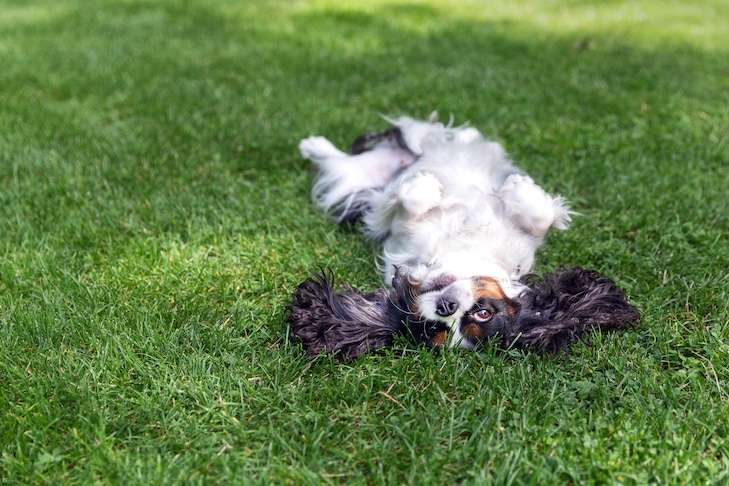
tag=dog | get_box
[287,114,639,360]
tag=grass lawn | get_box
[1,0,728,483]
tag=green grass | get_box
[1,0,728,483]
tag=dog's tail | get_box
[299,131,417,224]
[507,267,640,352]
[286,271,408,361]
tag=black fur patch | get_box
[286,271,411,361]
[506,267,640,352]
[332,191,372,224]
[349,127,412,155]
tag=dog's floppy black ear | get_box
[507,267,640,352]
[286,271,408,361]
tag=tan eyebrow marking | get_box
[472,276,509,300]
[471,277,518,317]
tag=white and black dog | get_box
[287,114,638,360]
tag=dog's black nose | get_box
[435,297,459,317]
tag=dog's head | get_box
[412,274,519,349]
[406,266,639,352]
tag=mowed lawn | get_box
[1,0,728,483]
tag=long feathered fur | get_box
[503,267,639,351]
[286,271,411,360]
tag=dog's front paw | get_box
[500,174,561,236]
[399,172,443,217]
[299,136,347,161]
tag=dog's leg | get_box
[398,171,443,218]
[500,174,572,236]
[299,136,349,162]
[300,136,407,221]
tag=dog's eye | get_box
[473,309,493,322]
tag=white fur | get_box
[299,115,573,346]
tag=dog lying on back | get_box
[287,114,638,360]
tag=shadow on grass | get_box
[1,0,727,305]
[3,1,726,162]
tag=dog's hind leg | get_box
[300,134,419,222]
